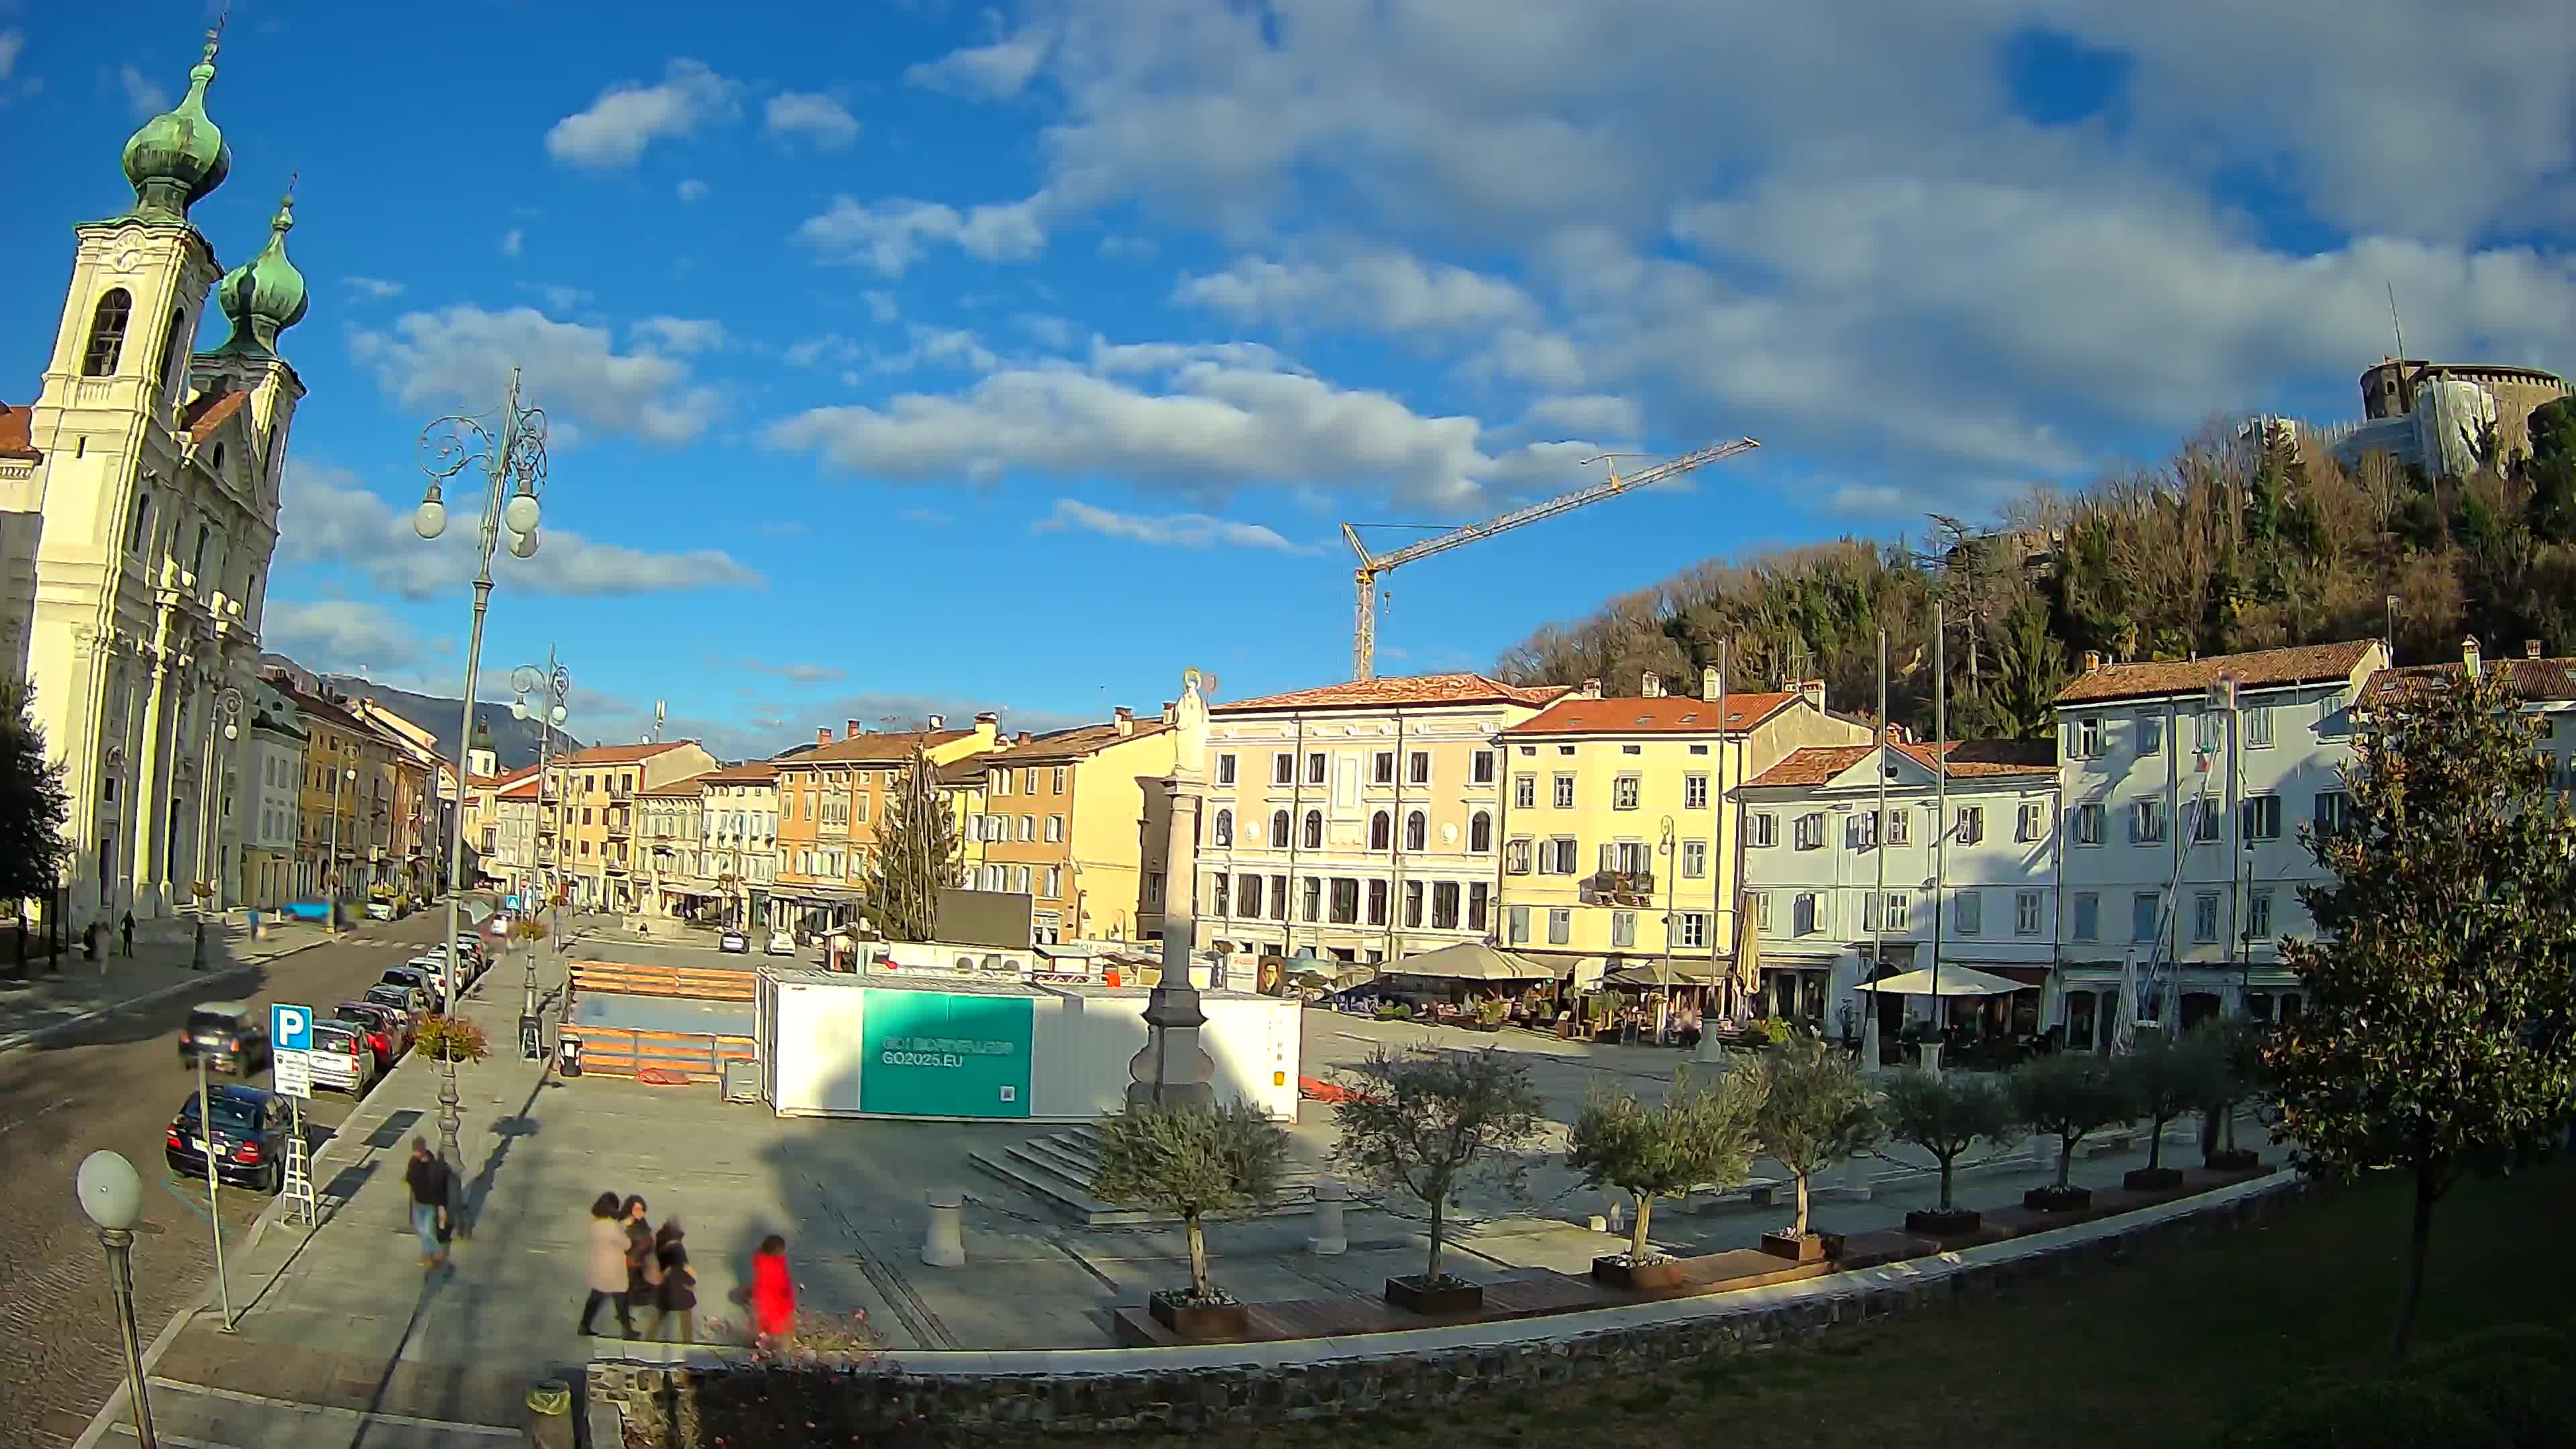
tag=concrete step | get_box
[1013,1132,1108,1183]
[969,1128,1322,1228]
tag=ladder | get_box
[281,1102,318,1226]
[2116,738,2223,1055]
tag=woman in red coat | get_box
[747,1234,796,1343]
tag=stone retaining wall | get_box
[592,1176,2306,1444]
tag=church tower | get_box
[10,23,311,927]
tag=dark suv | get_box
[165,1084,290,1193]
[177,1002,270,1075]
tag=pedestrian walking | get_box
[623,1194,661,1311]
[748,1233,796,1344]
[649,1216,696,1343]
[402,1139,452,1269]
[119,910,135,957]
[579,1191,637,1338]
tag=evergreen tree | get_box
[2271,665,2576,1359]
[0,682,71,920]
[865,746,960,942]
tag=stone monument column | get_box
[1127,670,1217,1112]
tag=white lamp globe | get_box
[549,704,568,726]
[507,528,539,559]
[76,1150,143,1231]
[413,498,448,540]
[511,698,527,721]
[502,491,541,536]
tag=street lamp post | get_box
[510,653,569,1032]
[414,366,549,1179]
[191,688,245,971]
[76,1150,157,1449]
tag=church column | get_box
[129,602,180,916]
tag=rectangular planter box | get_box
[2124,1167,2186,1191]
[1146,1290,1248,1340]
[1758,1231,1843,1263]
[1383,1275,1483,1315]
[2023,1185,2092,1212]
[1903,1208,1983,1238]
[1591,1255,1688,1291]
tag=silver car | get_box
[305,1022,378,1095]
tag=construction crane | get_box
[1340,438,1760,680]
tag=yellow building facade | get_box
[961,708,1178,945]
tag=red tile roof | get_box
[564,741,702,765]
[2055,641,2381,706]
[782,729,971,767]
[2367,657,2576,704]
[496,775,543,800]
[182,388,250,442]
[1748,739,2057,789]
[1214,672,1569,714]
[1499,692,1801,737]
[637,772,711,797]
[975,719,1171,764]
[0,401,39,462]
[702,760,782,782]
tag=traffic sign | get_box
[271,1002,314,1100]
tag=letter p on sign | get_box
[272,1003,313,1053]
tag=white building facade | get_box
[242,676,303,907]
[2051,639,2387,1048]
[699,761,779,927]
[1739,739,2059,1036]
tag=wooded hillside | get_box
[1493,402,2576,741]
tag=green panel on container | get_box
[859,989,1034,1118]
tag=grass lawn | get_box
[1014,1163,2576,1449]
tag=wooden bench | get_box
[561,1027,756,1085]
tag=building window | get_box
[2240,794,2282,841]
[2312,791,2355,837]
[2074,892,2099,941]
[2130,799,2166,845]
[1548,908,1571,945]
[1273,752,1294,786]
[1305,752,1326,785]
[1268,808,1290,846]
[1612,775,1640,810]
[1022,768,1038,796]
[2246,889,2273,942]
[1602,840,1651,875]
[1503,838,1532,874]
[1018,814,1035,842]
[1513,774,1536,809]
[2196,709,2223,753]
[2188,800,2221,843]
[2192,891,2220,943]
[1301,876,1322,922]
[1680,839,1707,878]
[1467,882,1489,931]
[1052,766,1067,793]
[1507,904,1531,945]
[2133,892,2161,943]
[1373,751,1395,785]
[1953,805,1984,844]
[1239,873,1264,918]
[1471,749,1495,785]
[1217,753,1237,786]
[1408,751,1430,785]
[1269,875,1289,920]
[1468,811,1492,852]
[157,307,189,398]
[1404,810,1427,852]
[82,288,132,376]
[1954,890,1982,936]
[1674,912,1709,949]
[1370,810,1391,851]
[1367,878,1388,925]
[1750,812,1776,847]
[2245,706,2274,748]
[1793,812,1825,850]
[1404,880,1425,927]
[2015,890,2043,935]
[1611,910,1637,949]
[1683,773,1709,809]
[1432,881,1460,929]
[1302,810,1324,849]
[2073,802,2103,845]
[1552,774,1576,809]
[1541,837,1578,874]
[2070,716,2102,759]
[1329,877,1359,924]
[1847,812,1876,850]
[2017,801,2047,841]
[2137,714,2163,755]
[1212,809,1232,847]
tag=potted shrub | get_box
[2113,1030,2224,1190]
[1879,1068,2021,1237]
[1470,997,1509,1032]
[415,1014,490,1064]
[1753,1036,1881,1261]
[1090,1101,1289,1340]
[1372,1002,1413,1022]
[1567,1061,1766,1289]
[2196,1021,2265,1171]
[2009,1051,2133,1211]
[1332,1045,1545,1315]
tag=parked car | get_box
[362,984,425,1026]
[278,900,331,923]
[165,1083,289,1193]
[718,928,749,954]
[364,900,395,922]
[178,1002,270,1076]
[332,1002,405,1069]
[305,1021,378,1095]
[377,971,435,1014]
[765,929,797,956]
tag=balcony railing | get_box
[1580,869,1656,905]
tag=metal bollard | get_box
[921,1190,966,1268]
[1307,1182,1348,1255]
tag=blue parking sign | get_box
[272,1002,313,1053]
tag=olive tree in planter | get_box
[1566,1060,1767,1289]
[1752,1035,1881,1262]
[2112,1028,2226,1190]
[1878,1068,2021,1237]
[2194,1020,2267,1171]
[1090,1100,1289,1339]
[2008,1051,2134,1211]
[1332,1045,1546,1315]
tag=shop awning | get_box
[1856,965,2029,998]
[1381,941,1556,982]
[1603,960,1726,989]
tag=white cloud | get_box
[906,24,1052,100]
[763,91,860,148]
[0,31,25,80]
[349,305,723,447]
[342,276,405,303]
[739,659,847,684]
[1016,313,1075,350]
[863,291,900,325]
[278,462,767,601]
[262,598,425,674]
[1524,394,1640,438]
[500,229,524,258]
[631,316,728,354]
[794,194,1049,276]
[1034,499,1313,553]
[676,178,708,203]
[545,58,737,168]
[118,62,166,119]
[1174,252,1538,333]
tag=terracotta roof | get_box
[702,760,782,783]
[1747,739,2057,790]
[0,401,38,462]
[564,741,701,765]
[182,388,250,442]
[1498,692,1801,737]
[1213,672,1569,714]
[780,729,973,767]
[637,772,711,797]
[975,719,1171,765]
[934,759,987,788]
[496,776,542,801]
[2366,657,2576,704]
[2055,641,2380,706]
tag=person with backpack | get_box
[649,1216,696,1343]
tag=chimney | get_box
[1641,672,1664,698]
[2528,640,2544,659]
[1797,678,1825,711]
[1161,700,1176,725]
[816,727,831,747]
[1113,706,1134,735]
[973,710,998,743]
[1580,677,1603,699]
[1016,731,1032,745]
[926,713,944,730]
[2463,636,2482,679]
[2082,650,2102,674]
[1701,664,1720,699]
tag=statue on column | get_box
[1126,669,1216,1112]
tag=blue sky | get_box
[6,1,2573,759]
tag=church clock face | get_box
[113,246,144,274]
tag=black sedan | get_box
[164,1084,291,1193]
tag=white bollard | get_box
[1307,1182,1348,1256]
[1817,1154,1874,1202]
[1586,1214,1609,1234]
[921,1189,966,1268]
[1919,1042,1944,1079]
